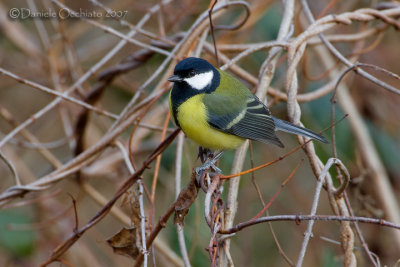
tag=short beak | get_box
[168,75,182,82]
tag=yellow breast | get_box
[176,94,244,150]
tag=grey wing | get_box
[207,95,284,147]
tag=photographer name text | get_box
[9,8,128,20]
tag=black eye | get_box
[189,70,196,77]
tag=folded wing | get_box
[205,94,284,147]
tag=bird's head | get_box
[168,57,220,92]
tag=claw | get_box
[195,151,224,191]
[195,151,223,175]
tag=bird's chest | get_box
[176,94,209,136]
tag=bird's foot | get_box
[196,151,223,176]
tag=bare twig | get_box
[219,215,400,234]
[174,132,191,267]
[208,0,220,65]
[0,67,118,119]
[0,151,20,186]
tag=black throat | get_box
[170,69,220,128]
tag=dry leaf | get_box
[107,227,139,259]
[120,185,141,227]
[174,171,199,226]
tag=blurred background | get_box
[0,0,399,266]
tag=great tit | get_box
[168,57,328,150]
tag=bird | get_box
[168,57,328,152]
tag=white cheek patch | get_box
[184,71,214,90]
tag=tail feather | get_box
[273,117,328,144]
